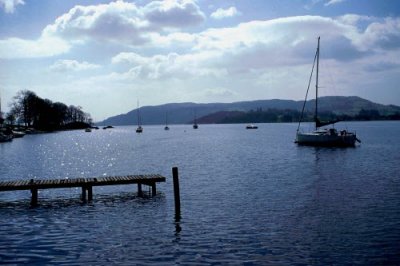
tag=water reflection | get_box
[175,216,182,235]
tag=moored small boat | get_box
[246,124,258,129]
[12,130,26,138]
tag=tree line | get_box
[1,90,92,131]
[217,108,400,124]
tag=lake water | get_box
[0,121,399,265]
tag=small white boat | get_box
[246,124,258,129]
[136,126,143,133]
[85,128,92,132]
[12,130,26,138]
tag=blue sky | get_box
[1,0,400,121]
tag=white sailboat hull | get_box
[296,130,357,147]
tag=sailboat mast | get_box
[315,36,320,130]
[137,100,141,126]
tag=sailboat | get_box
[193,110,198,129]
[164,112,169,130]
[136,101,143,133]
[295,37,360,147]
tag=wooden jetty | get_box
[0,174,166,206]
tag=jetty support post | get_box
[30,179,38,207]
[88,186,93,201]
[152,183,157,196]
[81,186,87,202]
[30,188,38,207]
[172,167,181,219]
[137,183,143,197]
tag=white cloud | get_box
[0,36,70,59]
[189,16,360,66]
[43,0,205,45]
[11,12,392,82]
[144,0,205,28]
[0,0,24,13]
[6,2,398,63]
[50,60,100,72]
[111,50,226,79]
[0,0,205,59]
[196,15,400,59]
[202,87,236,99]
[193,16,345,51]
[109,15,400,82]
[210,6,240,20]
[150,31,196,47]
[43,1,149,45]
[352,17,400,51]
[325,0,345,6]
[337,14,373,26]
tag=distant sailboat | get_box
[295,37,360,147]
[193,110,198,129]
[164,112,169,130]
[136,101,143,133]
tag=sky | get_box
[0,0,399,121]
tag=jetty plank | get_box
[0,174,166,200]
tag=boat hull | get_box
[246,125,258,129]
[295,132,356,147]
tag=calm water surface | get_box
[0,121,399,265]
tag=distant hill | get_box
[98,96,400,125]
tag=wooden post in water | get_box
[152,183,157,196]
[137,183,143,197]
[172,167,181,219]
[30,179,38,207]
[31,188,38,207]
[81,186,87,202]
[88,186,93,201]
